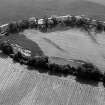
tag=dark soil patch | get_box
[1,33,44,57]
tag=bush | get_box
[13,51,23,62]
[27,56,48,68]
[8,22,18,33]
[29,17,38,29]
[50,16,59,27]
[76,63,102,81]
[48,63,62,76]
[0,41,14,55]
[102,72,105,83]
[61,64,71,77]
[20,19,29,30]
[70,16,77,27]
[95,21,104,33]
[62,16,72,27]
[34,56,49,68]
[16,20,23,32]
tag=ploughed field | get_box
[1,27,105,105]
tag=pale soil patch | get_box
[24,29,105,72]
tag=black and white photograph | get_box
[0,0,105,105]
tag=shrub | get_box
[102,72,105,83]
[20,19,29,30]
[50,15,59,27]
[8,22,18,33]
[27,56,48,68]
[61,64,71,77]
[29,17,37,29]
[34,56,49,68]
[76,63,102,81]
[95,21,104,33]
[48,63,62,76]
[70,16,77,28]
[13,51,23,62]
[16,20,23,32]
[0,41,14,55]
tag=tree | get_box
[27,56,48,67]
[95,21,104,33]
[47,18,55,29]
[8,22,18,33]
[13,51,23,62]
[29,17,37,29]
[50,15,58,27]
[61,64,71,77]
[69,15,77,28]
[16,20,23,32]
[48,63,62,76]
[103,72,105,84]
[0,41,14,55]
[20,19,29,30]
[63,16,72,27]
[77,63,102,81]
[27,57,35,66]
[34,56,49,68]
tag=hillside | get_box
[0,0,105,23]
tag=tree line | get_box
[0,41,105,83]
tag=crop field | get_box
[1,0,105,105]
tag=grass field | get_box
[1,0,105,105]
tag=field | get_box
[1,0,105,105]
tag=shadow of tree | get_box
[102,82,105,87]
[0,51,8,59]
[27,65,49,74]
[75,76,99,87]
[46,25,73,33]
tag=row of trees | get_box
[1,15,105,36]
[0,41,104,82]
[50,15,105,34]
